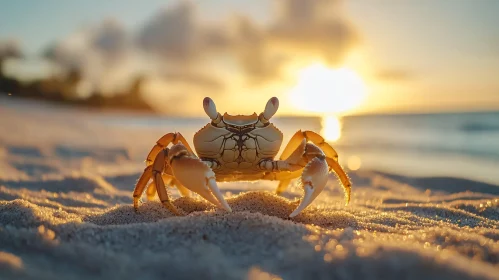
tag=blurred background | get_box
[1,0,499,184]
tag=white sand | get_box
[1,99,498,280]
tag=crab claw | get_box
[289,155,329,218]
[207,177,232,211]
[169,145,231,212]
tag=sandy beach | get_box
[1,99,498,280]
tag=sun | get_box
[289,63,367,114]
[288,63,367,141]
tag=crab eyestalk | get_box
[203,97,223,125]
[258,97,279,125]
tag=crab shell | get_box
[193,112,283,181]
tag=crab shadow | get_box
[373,171,499,196]
[0,174,131,208]
[1,198,464,280]
[0,176,113,193]
[54,144,130,162]
[9,161,59,177]
[5,145,44,158]
[85,191,359,229]
[69,190,475,280]
[105,173,142,192]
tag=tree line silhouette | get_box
[0,49,153,111]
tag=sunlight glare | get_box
[347,156,362,171]
[290,63,366,114]
[321,116,342,142]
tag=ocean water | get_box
[3,96,498,184]
[100,110,499,185]
[337,112,499,185]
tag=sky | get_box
[1,0,499,116]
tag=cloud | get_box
[163,70,225,90]
[91,19,128,64]
[44,19,128,69]
[134,0,358,83]
[137,3,232,61]
[268,0,359,65]
[43,19,137,95]
[38,0,360,106]
[134,4,281,82]
[376,69,414,82]
[137,3,198,61]
[141,76,223,115]
[231,16,284,82]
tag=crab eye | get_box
[263,97,279,120]
[203,97,219,120]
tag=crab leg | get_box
[151,149,182,215]
[275,179,292,195]
[325,157,351,205]
[169,145,231,212]
[145,169,191,200]
[133,148,182,215]
[133,165,153,210]
[146,132,195,165]
[146,173,173,200]
[146,181,156,200]
[173,179,192,197]
[302,131,339,161]
[280,131,308,161]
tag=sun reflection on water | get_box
[320,116,363,171]
[321,115,342,142]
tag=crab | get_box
[133,97,351,217]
